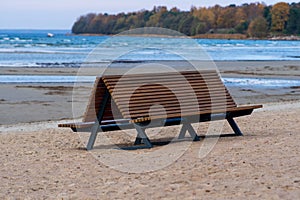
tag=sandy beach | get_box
[0,60,299,199]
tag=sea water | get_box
[0,29,299,87]
[1,75,299,89]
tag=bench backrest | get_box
[81,70,237,123]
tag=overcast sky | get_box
[0,0,296,30]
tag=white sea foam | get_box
[0,62,40,67]
[0,75,299,88]
[223,77,300,87]
[0,75,95,83]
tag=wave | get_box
[0,75,95,83]
[0,75,299,88]
[0,61,112,68]
[0,49,87,55]
[223,77,300,88]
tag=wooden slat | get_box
[116,93,233,105]
[111,93,235,109]
[125,101,236,113]
[117,95,234,109]
[131,105,263,123]
[122,103,237,119]
[110,87,231,99]
[101,70,218,81]
[103,75,221,85]
[108,81,227,96]
[58,122,94,129]
[103,77,223,89]
[102,72,220,82]
[105,79,223,89]
[58,119,131,129]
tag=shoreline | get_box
[1,60,300,77]
[73,33,300,41]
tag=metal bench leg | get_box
[179,121,200,141]
[134,136,143,145]
[185,122,200,141]
[227,117,243,136]
[87,122,100,150]
[86,89,110,150]
[134,124,153,148]
[178,124,187,139]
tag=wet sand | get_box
[1,60,300,77]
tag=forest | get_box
[72,2,300,38]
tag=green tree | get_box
[178,13,194,35]
[286,3,300,34]
[235,21,249,34]
[263,6,272,29]
[72,13,96,34]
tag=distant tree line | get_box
[72,2,300,38]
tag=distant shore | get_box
[72,33,300,40]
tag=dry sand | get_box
[0,101,299,199]
[0,61,299,199]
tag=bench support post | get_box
[133,124,153,148]
[227,117,243,136]
[178,124,187,139]
[87,89,110,150]
[178,120,200,141]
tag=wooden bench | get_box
[58,70,262,150]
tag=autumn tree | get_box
[271,2,290,32]
[192,7,215,31]
[234,7,248,33]
[248,16,268,38]
[242,3,265,21]
[146,6,168,27]
[216,6,237,28]
[210,5,222,28]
